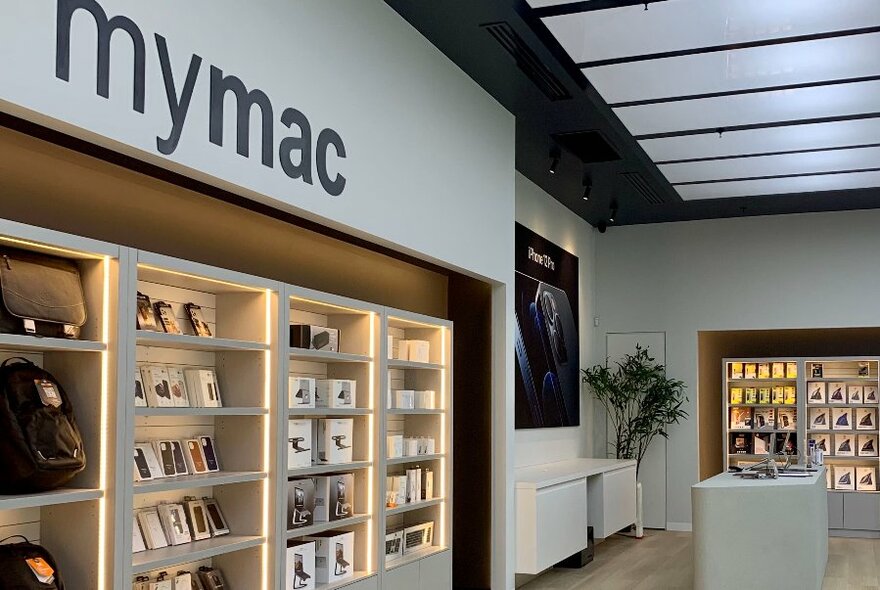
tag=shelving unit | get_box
[381,310,453,584]
[0,220,121,590]
[122,253,278,590]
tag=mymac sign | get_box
[54,0,347,196]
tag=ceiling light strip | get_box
[609,74,880,109]
[656,142,880,166]
[576,25,880,68]
[635,111,880,141]
[531,0,669,18]
[672,166,880,186]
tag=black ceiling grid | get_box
[386,0,880,225]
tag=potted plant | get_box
[581,345,687,538]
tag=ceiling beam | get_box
[634,111,880,141]
[672,166,880,186]
[576,25,880,68]
[656,143,880,166]
[531,0,668,18]
[609,74,880,109]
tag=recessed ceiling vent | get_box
[621,171,665,205]
[482,21,572,102]
[552,130,621,164]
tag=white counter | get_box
[515,458,636,489]
[692,469,828,590]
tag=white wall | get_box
[596,209,880,529]
[514,173,598,467]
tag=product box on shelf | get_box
[184,368,222,408]
[866,385,878,403]
[856,407,877,430]
[813,433,831,455]
[387,474,407,506]
[772,362,785,379]
[158,503,192,546]
[288,478,316,529]
[744,363,757,379]
[405,466,422,503]
[858,434,878,456]
[753,433,771,455]
[809,408,829,430]
[316,379,356,409]
[390,389,415,410]
[835,434,855,456]
[756,387,769,405]
[730,433,751,455]
[142,364,174,408]
[835,466,855,490]
[385,528,404,563]
[754,408,775,430]
[833,407,853,430]
[422,467,434,500]
[314,473,354,522]
[405,340,431,363]
[828,382,846,404]
[857,467,877,491]
[290,376,317,409]
[137,508,169,550]
[757,363,770,380]
[730,362,744,380]
[291,324,339,352]
[304,530,355,585]
[286,541,317,590]
[777,408,796,431]
[134,367,147,407]
[771,386,784,405]
[745,388,758,404]
[167,366,191,407]
[184,497,212,541]
[415,390,436,409]
[812,363,824,378]
[729,407,752,430]
[132,516,147,553]
[783,386,796,405]
[774,435,797,456]
[403,521,435,555]
[182,439,210,474]
[729,387,743,405]
[133,442,163,481]
[387,435,403,459]
[786,362,798,379]
[316,418,354,464]
[288,419,314,469]
[848,385,864,404]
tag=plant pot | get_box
[635,481,645,539]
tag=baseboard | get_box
[829,528,880,539]
[665,522,692,532]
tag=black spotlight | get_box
[609,199,618,224]
[582,174,592,201]
[549,146,561,175]
[597,221,608,233]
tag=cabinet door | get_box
[420,550,452,590]
[828,492,844,529]
[343,576,379,590]
[385,562,420,590]
[534,479,588,573]
[601,466,637,537]
[843,493,880,531]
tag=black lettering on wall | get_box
[279,108,313,184]
[316,128,346,197]
[55,0,146,113]
[155,34,202,155]
[209,66,274,168]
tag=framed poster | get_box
[515,223,579,428]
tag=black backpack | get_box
[0,358,86,492]
[0,536,64,589]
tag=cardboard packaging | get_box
[166,366,190,407]
[290,376,317,409]
[848,385,864,403]
[304,531,355,585]
[142,364,174,408]
[833,407,853,430]
[857,467,877,491]
[291,324,339,352]
[835,466,855,490]
[158,503,192,546]
[730,362,744,379]
[286,541,317,590]
[858,434,878,457]
[184,369,222,408]
[316,379,356,409]
[828,382,846,404]
[314,473,355,522]
[729,387,743,404]
[387,435,404,459]
[856,408,877,430]
[387,475,407,505]
[288,419,313,469]
[807,382,826,404]
[317,419,354,464]
[835,434,855,457]
[390,389,415,410]
[414,390,436,409]
[288,478,316,529]
[385,528,404,563]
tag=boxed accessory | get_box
[771,386,784,405]
[316,379,356,409]
[134,575,150,590]
[728,387,743,404]
[744,363,757,379]
[174,572,193,590]
[150,573,172,590]
[856,407,877,430]
[154,301,182,335]
[414,390,436,409]
[137,291,159,331]
[811,363,824,378]
[771,362,785,379]
[835,466,855,491]
[183,439,210,474]
[406,467,422,503]
[304,531,355,585]
[813,433,831,455]
[170,441,189,476]
[865,385,878,402]
[390,389,414,410]
[833,407,853,430]
[158,503,192,546]
[166,367,190,407]
[757,363,770,379]
[184,369,222,408]
[288,419,313,469]
[828,382,846,403]
[184,303,212,337]
[199,436,221,472]
[403,521,434,555]
[385,527,404,563]
[197,567,229,590]
[754,408,775,430]
[753,433,771,455]
[730,433,751,454]
[134,367,147,407]
[729,407,752,429]
[744,388,757,404]
[387,475,407,506]
[153,441,179,478]
[756,387,769,405]
[857,467,877,491]
[809,408,829,430]
[848,385,864,404]
[287,541,316,590]
[398,340,430,363]
[858,434,878,457]
[785,362,798,379]
[134,443,161,481]
[807,382,826,404]
[859,361,871,377]
[835,435,855,457]
[422,467,434,500]
[317,419,354,464]
[783,386,796,405]
[730,362,744,379]
[137,508,169,550]
[133,515,147,553]
[291,324,339,352]
[142,365,174,408]
[403,438,419,457]
[288,478,316,529]
[184,497,212,541]
[203,498,230,536]
[314,473,354,521]
[290,376,316,409]
[387,435,404,459]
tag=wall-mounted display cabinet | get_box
[724,357,879,538]
[0,219,453,589]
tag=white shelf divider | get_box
[133,471,267,494]
[136,331,268,351]
[131,535,265,574]
[0,488,103,511]
[288,461,373,477]
[0,333,106,352]
[286,514,372,539]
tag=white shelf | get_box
[135,407,268,417]
[0,333,105,352]
[132,535,265,574]
[136,331,267,351]
[288,461,372,477]
[387,359,445,371]
[386,546,449,571]
[385,497,443,516]
[0,488,103,511]
[316,572,376,590]
[290,348,371,363]
[287,407,372,416]
[387,408,444,415]
[133,471,266,494]
[286,514,371,539]
[386,453,445,466]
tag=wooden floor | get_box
[519,530,880,590]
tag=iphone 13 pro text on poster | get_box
[514,223,580,429]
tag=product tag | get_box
[34,379,62,408]
[23,319,36,334]
[26,557,55,584]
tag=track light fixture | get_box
[609,199,618,224]
[582,173,592,201]
[549,146,561,175]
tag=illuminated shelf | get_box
[285,514,371,539]
[385,497,443,516]
[817,456,879,461]
[0,333,105,352]
[805,377,876,382]
[387,359,445,370]
[387,408,444,415]
[807,403,877,408]
[136,331,267,351]
[290,348,371,363]
[386,547,449,571]
[132,535,265,574]
[287,407,372,416]
[728,378,797,384]
[288,461,372,477]
[0,488,103,511]
[135,407,268,417]
[387,453,445,466]
[133,471,266,494]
